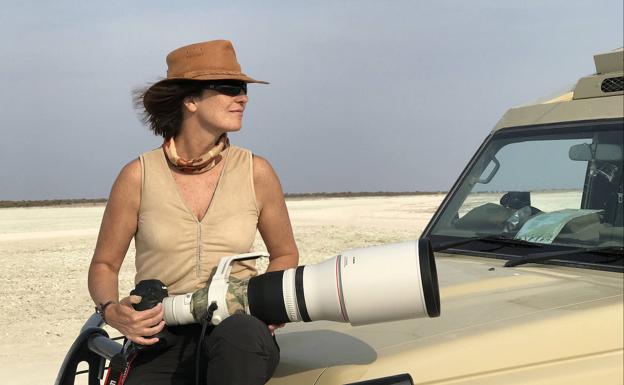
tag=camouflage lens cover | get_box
[226,276,250,315]
[190,277,250,321]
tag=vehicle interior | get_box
[428,120,623,268]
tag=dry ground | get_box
[0,194,445,384]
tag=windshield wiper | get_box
[504,246,624,267]
[433,235,543,253]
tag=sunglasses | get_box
[205,81,247,97]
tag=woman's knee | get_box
[204,314,280,384]
[207,313,278,355]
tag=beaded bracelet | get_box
[95,300,116,324]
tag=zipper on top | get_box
[197,223,202,278]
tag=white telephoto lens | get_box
[340,241,427,325]
[298,239,439,326]
[162,293,195,326]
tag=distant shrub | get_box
[0,199,107,208]
[284,191,445,199]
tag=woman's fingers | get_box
[117,296,163,323]
[138,336,160,345]
[140,305,165,326]
[123,319,164,342]
[127,319,165,345]
[131,302,164,322]
[109,296,165,341]
[119,295,141,307]
[267,323,285,335]
[129,335,160,346]
[141,320,166,336]
[130,305,164,333]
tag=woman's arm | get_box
[253,155,298,333]
[253,155,299,272]
[88,159,164,345]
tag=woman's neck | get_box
[174,125,224,160]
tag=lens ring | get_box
[295,266,311,322]
[418,238,440,317]
[282,268,301,322]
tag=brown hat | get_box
[147,40,268,92]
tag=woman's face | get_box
[190,87,248,134]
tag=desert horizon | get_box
[0,191,447,209]
[0,193,446,384]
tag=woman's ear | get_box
[183,96,199,113]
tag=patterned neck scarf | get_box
[163,134,230,174]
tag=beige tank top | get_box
[134,145,259,295]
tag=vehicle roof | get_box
[493,48,623,132]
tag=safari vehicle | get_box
[267,48,624,384]
[57,48,622,385]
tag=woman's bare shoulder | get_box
[252,155,279,186]
[108,158,142,207]
[117,158,142,187]
[252,155,284,210]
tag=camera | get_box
[130,279,176,348]
[156,239,440,327]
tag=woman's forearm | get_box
[88,260,165,344]
[266,253,299,272]
[88,261,120,306]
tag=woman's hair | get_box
[133,80,210,139]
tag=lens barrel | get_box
[161,239,440,327]
[246,239,440,326]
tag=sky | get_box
[0,0,622,200]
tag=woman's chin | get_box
[226,123,243,132]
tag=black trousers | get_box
[124,314,280,385]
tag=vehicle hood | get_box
[268,254,623,385]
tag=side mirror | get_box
[569,143,622,161]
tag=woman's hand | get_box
[105,295,166,345]
[267,323,285,335]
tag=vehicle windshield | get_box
[427,119,623,270]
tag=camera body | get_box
[130,279,168,311]
[130,279,176,348]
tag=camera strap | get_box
[195,302,218,385]
[103,351,137,385]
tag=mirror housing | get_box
[569,143,622,161]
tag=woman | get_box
[88,40,299,385]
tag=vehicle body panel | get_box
[269,255,623,384]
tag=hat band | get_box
[168,70,248,79]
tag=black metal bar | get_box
[55,313,125,385]
[88,334,123,361]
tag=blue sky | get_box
[0,0,622,199]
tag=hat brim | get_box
[144,74,268,99]
[151,73,267,87]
